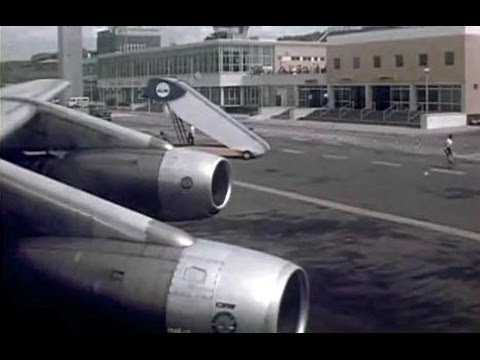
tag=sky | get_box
[0,26,327,62]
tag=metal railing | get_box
[169,105,189,145]
[382,104,398,122]
[360,101,376,121]
[316,106,331,117]
[339,101,355,118]
[407,103,425,123]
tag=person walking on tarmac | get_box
[187,124,195,145]
[444,134,454,166]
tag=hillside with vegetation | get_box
[1,60,58,85]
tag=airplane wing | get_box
[1,80,234,221]
[1,80,171,150]
[1,79,309,333]
[1,79,69,140]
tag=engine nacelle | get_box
[5,237,310,334]
[165,239,309,333]
[38,148,232,221]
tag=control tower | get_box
[209,26,250,39]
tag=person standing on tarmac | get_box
[187,124,195,145]
[159,131,170,142]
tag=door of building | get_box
[373,86,391,111]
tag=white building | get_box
[93,37,327,110]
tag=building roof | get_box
[328,26,480,45]
[102,26,161,36]
[278,31,325,42]
[96,38,326,60]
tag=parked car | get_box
[67,97,89,108]
[88,103,112,121]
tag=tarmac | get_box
[113,111,480,332]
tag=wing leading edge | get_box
[1,79,70,141]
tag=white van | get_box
[67,97,90,108]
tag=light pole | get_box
[424,67,430,113]
[130,60,134,112]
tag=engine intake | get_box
[157,148,232,219]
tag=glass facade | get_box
[244,86,261,106]
[334,86,352,107]
[298,86,328,108]
[193,86,261,107]
[220,45,273,73]
[83,61,97,76]
[223,87,241,106]
[194,87,221,105]
[390,86,410,110]
[84,80,98,100]
[211,87,221,105]
[97,43,274,79]
[417,85,462,112]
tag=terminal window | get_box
[334,58,341,69]
[419,53,428,66]
[373,56,381,68]
[395,55,404,67]
[353,57,360,69]
[224,87,241,106]
[445,51,455,66]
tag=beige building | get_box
[275,43,327,74]
[326,26,480,117]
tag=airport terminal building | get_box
[326,26,480,118]
[93,33,327,110]
[85,26,479,121]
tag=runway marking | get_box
[430,168,466,176]
[234,181,480,243]
[323,154,348,160]
[292,137,310,142]
[371,160,402,168]
[112,113,136,118]
[281,149,303,154]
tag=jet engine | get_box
[4,236,310,334]
[33,147,232,221]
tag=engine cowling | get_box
[37,148,232,221]
[5,237,310,334]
